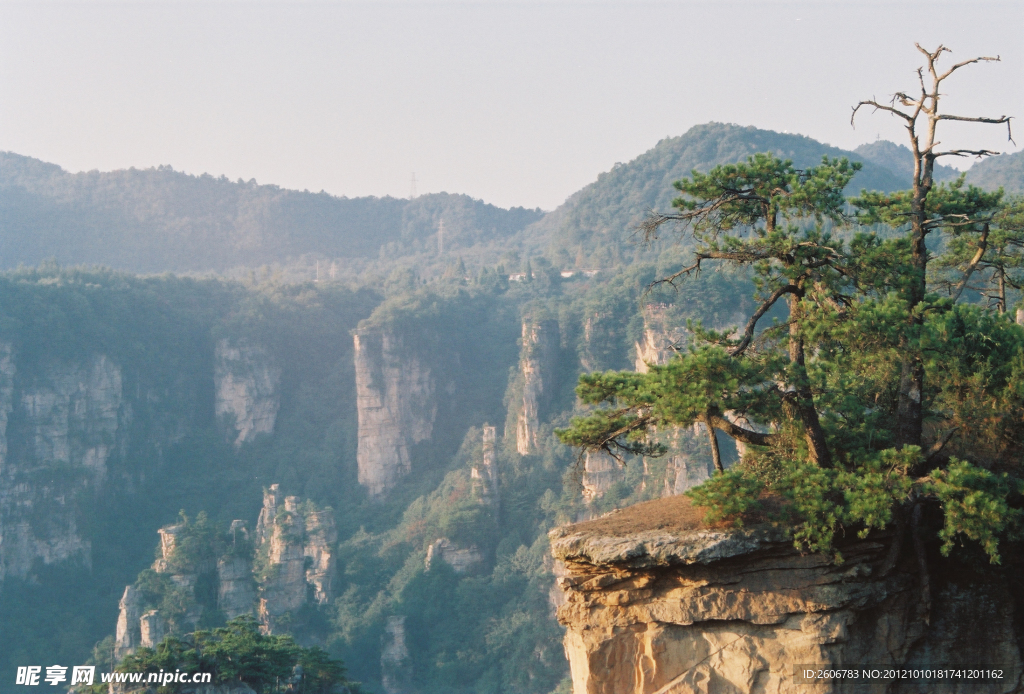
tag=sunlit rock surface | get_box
[214,339,280,446]
[550,495,1023,694]
[515,318,559,455]
[0,350,125,582]
[353,330,435,496]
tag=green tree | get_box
[110,617,358,694]
[557,47,1023,587]
[851,43,1013,449]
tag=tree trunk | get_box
[787,291,832,467]
[895,151,934,450]
[705,418,724,473]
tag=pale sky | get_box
[1,1,1021,210]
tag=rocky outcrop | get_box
[471,425,499,506]
[515,318,559,455]
[425,537,483,574]
[634,304,685,373]
[217,553,256,620]
[114,485,336,656]
[256,485,337,631]
[258,495,307,631]
[139,610,166,649]
[214,339,281,446]
[303,509,337,605]
[354,331,435,496]
[581,451,624,503]
[550,495,1024,694]
[115,586,144,659]
[0,351,126,582]
[381,615,413,694]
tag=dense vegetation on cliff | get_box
[558,49,1024,586]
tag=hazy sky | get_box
[1,1,1021,210]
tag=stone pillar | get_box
[139,610,166,649]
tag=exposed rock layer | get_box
[214,339,280,446]
[354,331,435,496]
[0,351,125,582]
[551,495,1023,694]
[515,318,559,455]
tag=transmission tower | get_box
[438,219,445,256]
[410,172,417,200]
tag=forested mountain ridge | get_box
[0,152,543,275]
[966,148,1024,194]
[527,123,922,267]
[3,125,1020,280]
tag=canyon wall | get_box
[0,349,127,583]
[515,318,560,455]
[214,338,281,446]
[550,495,1023,694]
[354,331,435,496]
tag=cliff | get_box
[633,304,685,374]
[214,339,281,446]
[515,318,559,455]
[353,331,435,496]
[114,484,337,657]
[0,350,127,583]
[550,495,1023,694]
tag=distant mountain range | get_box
[1,123,1020,275]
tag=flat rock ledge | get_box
[548,495,1024,694]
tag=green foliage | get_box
[560,150,1024,568]
[683,468,763,526]
[925,459,1024,563]
[110,617,358,694]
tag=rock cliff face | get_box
[354,331,436,496]
[0,350,127,582]
[114,484,337,657]
[256,484,337,632]
[381,615,413,694]
[515,318,559,455]
[214,339,281,446]
[551,495,1023,694]
[471,425,499,506]
[425,537,483,574]
[581,451,624,503]
[634,304,685,374]
[304,509,337,605]
[115,586,143,660]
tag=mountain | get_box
[853,139,961,183]
[523,123,913,267]
[966,149,1024,195]
[0,152,543,275]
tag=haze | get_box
[1,0,1021,211]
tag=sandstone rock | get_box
[115,586,143,660]
[471,424,499,506]
[218,554,255,619]
[515,318,559,455]
[425,537,483,574]
[354,331,435,497]
[0,352,123,582]
[634,304,685,373]
[139,610,166,649]
[255,484,283,547]
[550,496,1024,694]
[582,451,625,503]
[381,615,413,694]
[214,339,280,447]
[257,494,307,632]
[304,509,337,604]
